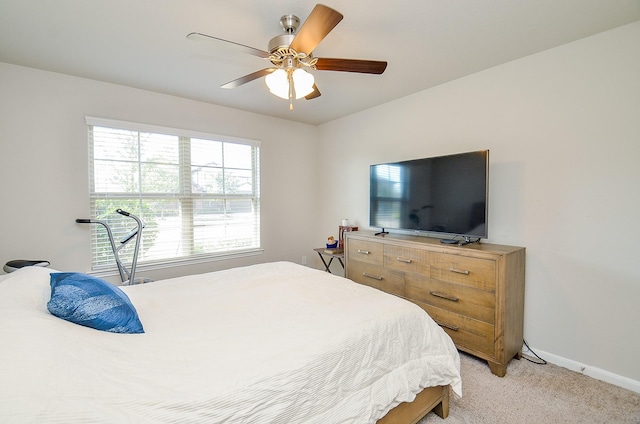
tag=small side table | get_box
[313,248,344,273]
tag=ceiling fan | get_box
[187,4,387,110]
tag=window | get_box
[85,117,261,272]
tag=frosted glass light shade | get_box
[292,68,314,98]
[265,69,289,99]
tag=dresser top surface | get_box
[346,230,524,255]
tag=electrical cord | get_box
[522,339,547,365]
[457,236,482,246]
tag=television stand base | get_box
[374,228,389,236]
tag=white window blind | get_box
[85,117,261,271]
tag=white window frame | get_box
[85,116,262,275]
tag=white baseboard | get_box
[524,345,640,394]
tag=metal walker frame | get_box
[76,209,147,285]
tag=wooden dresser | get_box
[345,231,525,377]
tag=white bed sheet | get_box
[0,261,461,423]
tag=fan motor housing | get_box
[268,33,295,53]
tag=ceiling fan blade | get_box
[315,58,387,74]
[289,4,343,54]
[221,68,276,89]
[305,84,321,100]
[187,32,270,59]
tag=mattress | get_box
[0,261,461,423]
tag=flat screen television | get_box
[370,150,489,242]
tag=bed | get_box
[0,261,461,423]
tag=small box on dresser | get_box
[345,231,525,377]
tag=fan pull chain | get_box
[288,70,294,110]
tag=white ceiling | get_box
[1,1,639,125]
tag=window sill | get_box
[89,248,264,280]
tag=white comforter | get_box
[0,261,461,423]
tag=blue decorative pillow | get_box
[47,272,144,334]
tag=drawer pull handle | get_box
[396,257,412,264]
[362,272,383,281]
[357,249,371,255]
[430,291,460,302]
[449,267,470,275]
[435,321,459,331]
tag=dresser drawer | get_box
[430,253,496,291]
[347,239,384,266]
[347,260,404,297]
[405,274,495,324]
[384,245,429,274]
[418,302,496,357]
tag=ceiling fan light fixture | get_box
[265,68,315,100]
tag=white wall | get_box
[0,63,320,281]
[317,22,640,387]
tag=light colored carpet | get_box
[420,352,640,424]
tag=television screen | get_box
[370,150,489,239]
